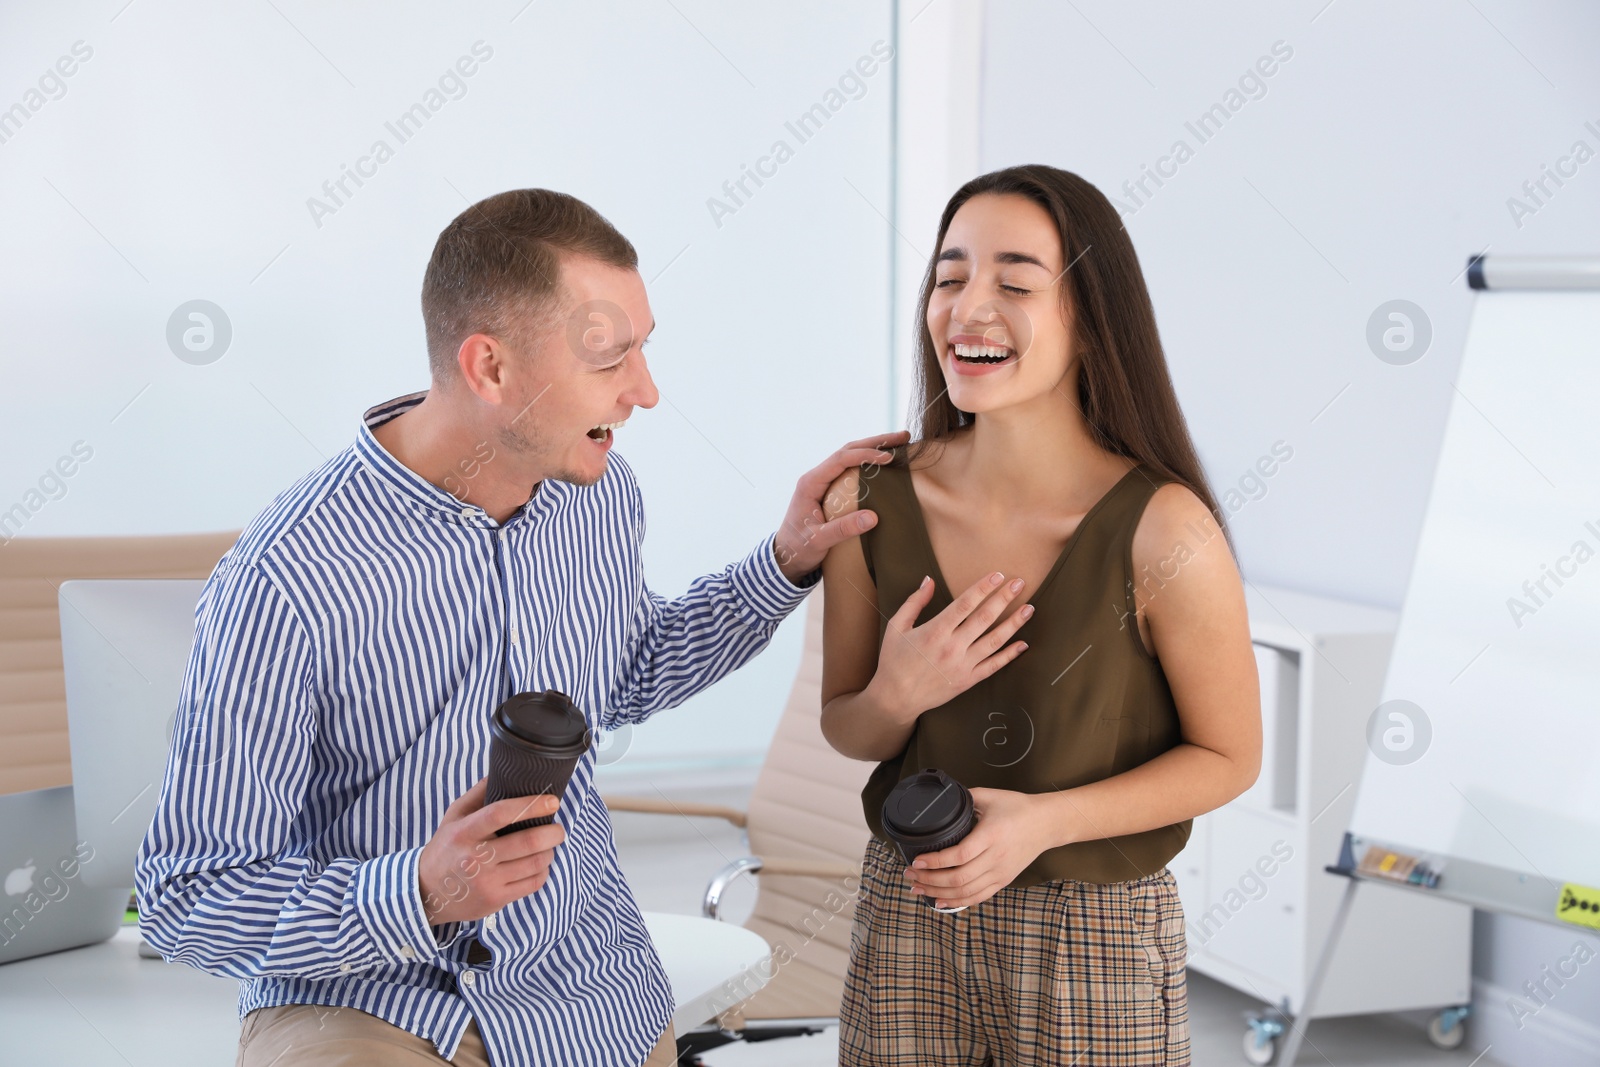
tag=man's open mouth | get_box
[952,342,1016,365]
[586,420,626,442]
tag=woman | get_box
[819,164,1261,1066]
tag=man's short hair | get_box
[420,189,638,379]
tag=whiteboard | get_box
[1347,288,1600,891]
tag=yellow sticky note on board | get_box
[1556,883,1600,930]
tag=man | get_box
[135,189,904,1067]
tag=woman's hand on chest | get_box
[869,573,1034,721]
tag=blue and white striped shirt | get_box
[135,391,814,1067]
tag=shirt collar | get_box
[354,390,538,529]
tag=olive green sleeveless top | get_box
[857,450,1192,886]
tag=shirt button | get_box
[399,945,415,959]
[483,914,497,932]
[461,971,476,989]
[459,506,476,518]
[340,963,352,973]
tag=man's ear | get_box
[456,333,511,402]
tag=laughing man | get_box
[136,189,904,1067]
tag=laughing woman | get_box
[819,164,1261,1067]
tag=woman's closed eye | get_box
[934,276,1033,296]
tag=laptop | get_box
[0,579,207,966]
[0,785,129,965]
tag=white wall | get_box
[976,1,1600,1062]
[887,0,983,422]
[0,1,893,773]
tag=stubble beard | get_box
[497,404,604,490]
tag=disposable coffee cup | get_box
[880,768,977,913]
[486,690,591,836]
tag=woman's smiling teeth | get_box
[953,342,1014,364]
[586,420,626,441]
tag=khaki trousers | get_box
[237,1003,677,1066]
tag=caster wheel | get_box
[1242,1029,1278,1065]
[1427,1008,1468,1049]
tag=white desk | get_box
[643,912,774,1034]
[0,914,771,1065]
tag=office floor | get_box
[608,780,1510,1067]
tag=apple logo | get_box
[5,861,35,897]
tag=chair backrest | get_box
[737,587,878,1019]
[0,532,239,795]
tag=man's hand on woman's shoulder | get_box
[771,431,908,583]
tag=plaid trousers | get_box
[839,835,1190,1066]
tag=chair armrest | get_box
[600,794,748,828]
[704,856,764,920]
[701,855,864,920]
[754,857,862,879]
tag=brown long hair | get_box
[907,164,1232,552]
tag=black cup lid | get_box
[494,690,587,748]
[882,769,967,836]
